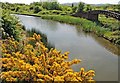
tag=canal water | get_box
[16,15,119,81]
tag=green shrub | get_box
[1,10,24,40]
[34,6,43,13]
[38,11,50,15]
[51,10,62,14]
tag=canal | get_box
[16,15,119,81]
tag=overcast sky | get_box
[0,0,119,4]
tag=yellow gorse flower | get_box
[1,33,95,82]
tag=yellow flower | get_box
[29,67,36,72]
[1,33,95,82]
[37,74,44,78]
[44,75,53,81]
[54,76,64,81]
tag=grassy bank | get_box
[41,15,120,45]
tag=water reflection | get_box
[17,15,59,31]
[91,34,120,56]
[75,26,120,56]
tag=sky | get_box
[0,0,120,4]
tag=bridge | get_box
[72,10,120,21]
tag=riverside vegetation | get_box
[0,3,95,82]
[0,2,119,45]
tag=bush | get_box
[72,6,77,13]
[51,10,62,14]
[38,11,50,15]
[77,2,85,12]
[1,33,95,82]
[42,2,61,10]
[34,6,43,13]
[1,10,24,40]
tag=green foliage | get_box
[84,5,92,12]
[38,11,50,15]
[34,6,43,13]
[29,6,34,10]
[1,10,24,40]
[91,4,119,11]
[15,7,20,12]
[117,4,120,11]
[30,2,42,6]
[42,2,61,10]
[72,6,77,13]
[99,15,120,31]
[77,2,85,12]
[51,10,62,14]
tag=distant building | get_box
[40,0,57,2]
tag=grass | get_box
[99,15,120,31]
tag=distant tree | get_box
[72,3,74,7]
[42,2,61,10]
[15,7,20,12]
[52,2,61,10]
[77,2,85,12]
[102,5,108,10]
[29,6,34,10]
[117,4,120,11]
[85,4,92,11]
[11,7,15,11]
[72,6,77,13]
[30,2,42,6]
[34,6,42,13]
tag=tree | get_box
[15,6,20,12]
[72,3,74,7]
[117,4,120,11]
[72,6,77,13]
[34,6,42,13]
[85,4,92,12]
[42,2,61,10]
[77,2,85,12]
[102,5,108,10]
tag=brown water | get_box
[16,15,119,81]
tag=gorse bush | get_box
[0,33,95,82]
